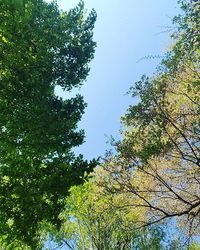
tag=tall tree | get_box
[0,0,97,248]
[98,0,200,245]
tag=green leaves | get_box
[0,0,97,248]
[97,0,200,247]
[55,174,165,250]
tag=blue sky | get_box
[43,1,181,249]
[54,0,180,160]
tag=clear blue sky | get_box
[53,0,180,160]
[43,1,181,249]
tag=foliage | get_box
[52,169,166,250]
[189,242,200,250]
[161,0,200,73]
[0,0,97,248]
[98,0,200,246]
[44,0,199,248]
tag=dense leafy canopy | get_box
[0,0,97,248]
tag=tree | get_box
[97,0,200,245]
[52,169,166,250]
[0,0,97,248]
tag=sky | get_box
[52,0,180,160]
[42,1,181,249]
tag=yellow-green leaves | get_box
[57,172,164,250]
[0,35,9,44]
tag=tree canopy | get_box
[0,0,97,248]
[93,0,200,246]
[51,170,166,250]
[0,0,200,249]
[47,0,200,248]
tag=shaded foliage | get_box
[0,0,97,248]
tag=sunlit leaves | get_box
[0,0,97,248]
[99,0,200,246]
